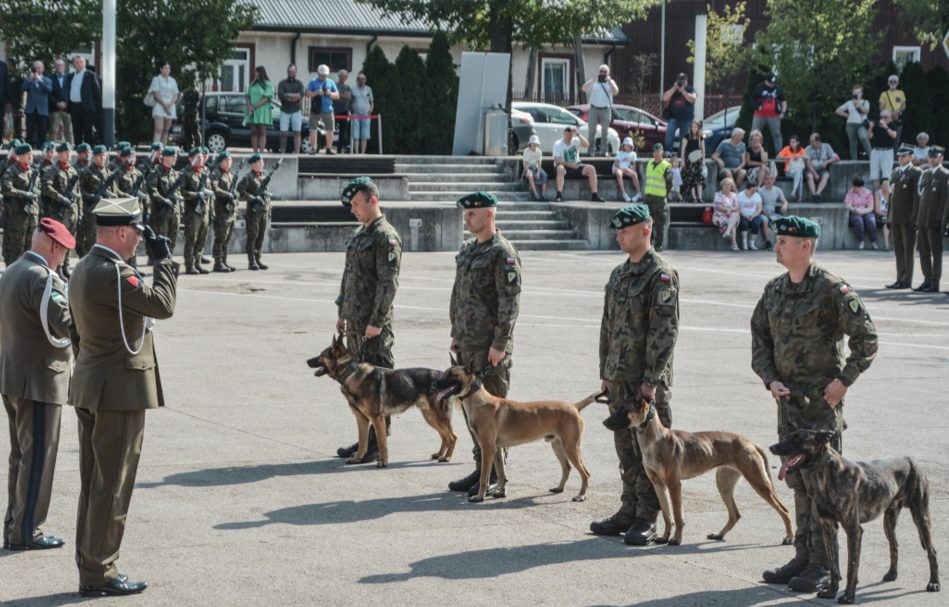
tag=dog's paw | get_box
[375,461,388,468]
[707,533,724,541]
[345,456,362,465]
[668,537,681,546]
[836,593,855,604]
[468,495,484,503]
[882,570,897,582]
[926,581,939,592]
[491,489,507,499]
[654,536,669,545]
[430,453,440,460]
[438,456,450,463]
[572,494,587,502]
[781,536,794,546]
[816,588,837,600]
[548,486,564,494]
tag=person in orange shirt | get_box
[776,134,807,202]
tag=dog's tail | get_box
[574,391,605,411]
[754,442,776,485]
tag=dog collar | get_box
[336,359,360,383]
[636,401,656,427]
[459,378,483,399]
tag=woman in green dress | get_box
[246,66,274,152]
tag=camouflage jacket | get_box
[146,166,183,215]
[887,164,920,224]
[751,262,877,394]
[599,250,679,385]
[336,216,402,330]
[1,162,38,208]
[210,168,237,220]
[236,170,271,215]
[79,164,119,211]
[180,165,212,217]
[449,232,521,352]
[114,164,148,201]
[42,162,81,217]
[916,165,949,226]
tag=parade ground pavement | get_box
[1,248,947,606]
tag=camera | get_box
[597,73,607,83]
[852,94,859,100]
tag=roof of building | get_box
[248,0,628,44]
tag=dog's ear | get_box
[332,333,340,349]
[815,430,837,445]
[449,352,459,367]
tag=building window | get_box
[892,46,920,70]
[220,46,252,92]
[540,56,573,104]
[308,47,352,74]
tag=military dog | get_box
[603,398,794,546]
[307,335,456,468]
[770,429,940,604]
[433,365,599,503]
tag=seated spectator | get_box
[875,179,891,251]
[835,84,871,160]
[759,171,788,246]
[844,177,878,250]
[867,109,898,193]
[552,126,602,202]
[744,129,770,186]
[805,133,839,202]
[776,134,807,201]
[712,127,746,187]
[912,131,930,166]
[712,177,741,251]
[680,119,706,202]
[737,181,766,250]
[612,136,641,202]
[522,134,548,201]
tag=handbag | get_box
[144,90,156,108]
[701,206,713,225]
[688,149,703,163]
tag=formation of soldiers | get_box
[1,140,279,276]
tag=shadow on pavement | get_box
[0,592,90,606]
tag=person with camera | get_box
[835,85,872,160]
[866,109,899,203]
[306,64,340,154]
[581,64,619,157]
[661,73,696,152]
[751,73,786,155]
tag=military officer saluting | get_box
[447,191,522,497]
[1,218,75,552]
[885,145,921,289]
[590,204,679,545]
[41,142,82,277]
[914,145,949,293]
[1,142,40,265]
[77,145,119,256]
[68,197,178,597]
[334,176,403,461]
[236,152,272,271]
[752,216,877,594]
[146,146,184,259]
[210,150,239,272]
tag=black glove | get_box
[162,197,174,209]
[22,191,35,200]
[59,195,71,205]
[143,225,173,261]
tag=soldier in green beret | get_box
[146,147,184,262]
[210,150,239,272]
[74,142,92,171]
[753,215,878,593]
[447,191,522,496]
[179,147,214,274]
[1,143,40,265]
[236,153,272,270]
[41,142,81,276]
[334,177,403,461]
[590,203,680,545]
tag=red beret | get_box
[37,217,76,250]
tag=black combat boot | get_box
[184,262,199,275]
[256,255,269,270]
[467,469,499,497]
[787,562,831,593]
[589,512,635,536]
[222,255,235,272]
[196,262,210,274]
[624,518,657,546]
[213,260,228,273]
[762,556,808,584]
[448,468,481,492]
[248,254,259,271]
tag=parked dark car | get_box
[702,105,741,154]
[169,91,320,153]
[566,104,666,152]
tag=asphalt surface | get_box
[1,248,947,606]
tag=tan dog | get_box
[603,398,794,546]
[434,366,599,503]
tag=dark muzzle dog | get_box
[770,429,940,604]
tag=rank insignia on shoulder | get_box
[126,275,139,288]
[506,257,516,265]
[659,288,674,304]
[507,271,518,283]
[849,300,861,315]
[659,273,671,283]
[839,284,850,294]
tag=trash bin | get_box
[483,106,508,156]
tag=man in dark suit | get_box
[0,57,9,128]
[66,56,100,145]
[21,60,52,149]
[48,58,73,144]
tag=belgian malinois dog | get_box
[307,335,456,467]
[770,429,940,604]
[433,365,600,503]
[603,398,794,546]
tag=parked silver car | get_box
[510,101,621,155]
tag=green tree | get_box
[421,31,459,154]
[0,0,99,68]
[361,45,400,154]
[893,0,949,51]
[393,46,427,154]
[896,61,931,142]
[686,2,752,90]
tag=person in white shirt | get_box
[612,137,641,202]
[835,84,871,160]
[552,127,602,202]
[581,64,618,157]
[521,134,547,201]
[759,170,788,246]
[737,181,766,250]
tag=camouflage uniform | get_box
[38,160,56,218]
[336,216,402,366]
[146,166,183,253]
[916,165,949,291]
[114,163,150,211]
[77,165,119,256]
[41,160,82,271]
[751,262,878,566]
[600,250,679,521]
[449,232,522,461]
[236,170,271,268]
[180,166,212,272]
[1,162,40,265]
[210,167,237,268]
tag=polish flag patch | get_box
[126,275,140,288]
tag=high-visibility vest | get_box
[644,159,671,198]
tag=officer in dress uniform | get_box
[1,218,75,551]
[210,150,238,272]
[885,145,921,289]
[41,142,82,277]
[68,197,177,597]
[914,145,949,293]
[236,152,271,271]
[1,143,40,265]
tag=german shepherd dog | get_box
[433,365,600,503]
[307,335,456,468]
[603,398,794,546]
[770,429,940,604]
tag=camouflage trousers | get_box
[346,326,395,440]
[455,348,511,465]
[182,208,209,269]
[151,208,180,253]
[644,195,669,249]
[776,392,845,567]
[607,379,672,521]
[212,216,235,262]
[244,208,269,257]
[2,206,37,265]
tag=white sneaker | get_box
[749,238,758,251]
[741,239,748,251]
[623,193,632,202]
[858,241,865,250]
[632,193,643,202]
[871,242,879,250]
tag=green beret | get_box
[113,140,130,151]
[92,144,108,155]
[773,215,821,238]
[119,147,133,158]
[187,147,202,158]
[340,176,374,206]
[42,141,55,151]
[609,204,650,229]
[150,142,162,151]
[15,143,32,155]
[456,191,497,209]
[55,142,71,153]
[162,146,178,157]
[248,152,262,163]
[201,146,210,155]
[76,143,92,153]
[215,150,231,164]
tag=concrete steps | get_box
[395,163,505,174]
[409,182,525,193]
[401,173,510,183]
[410,191,533,202]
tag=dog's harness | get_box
[458,364,493,399]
